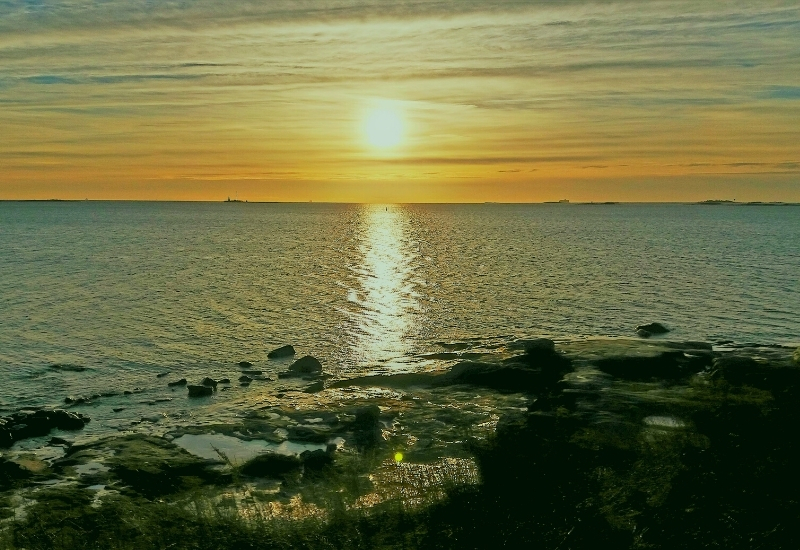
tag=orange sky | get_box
[1,1,799,202]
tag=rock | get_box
[156,372,170,378]
[284,355,323,377]
[240,453,301,477]
[218,378,231,384]
[635,322,670,335]
[201,377,218,388]
[238,375,253,383]
[636,329,652,338]
[113,407,125,412]
[301,449,333,475]
[0,456,31,488]
[268,345,296,359]
[94,434,225,497]
[187,385,213,397]
[352,405,382,450]
[0,409,90,448]
[49,364,87,372]
[595,350,710,381]
[167,378,187,387]
[304,381,325,393]
[238,361,253,367]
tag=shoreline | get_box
[2,336,799,548]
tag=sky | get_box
[1,0,799,202]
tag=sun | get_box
[364,107,404,149]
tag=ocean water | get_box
[0,201,798,432]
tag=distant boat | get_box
[225,197,245,203]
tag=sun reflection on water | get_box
[346,205,420,370]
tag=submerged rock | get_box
[240,453,301,477]
[238,361,253,367]
[167,378,187,387]
[268,344,296,359]
[49,364,88,372]
[187,385,213,397]
[201,377,218,388]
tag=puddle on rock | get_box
[173,433,325,465]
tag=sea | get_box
[1,201,798,440]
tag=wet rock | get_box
[0,409,90,448]
[78,434,225,497]
[238,375,253,383]
[49,436,73,446]
[595,350,709,380]
[187,385,213,397]
[167,378,187,387]
[286,355,323,376]
[218,378,231,384]
[238,361,253,367]
[637,328,652,338]
[201,377,218,388]
[268,345,296,359]
[636,322,670,335]
[113,407,125,413]
[240,453,301,477]
[156,372,170,378]
[64,396,89,405]
[0,456,31,488]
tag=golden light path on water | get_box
[346,204,420,370]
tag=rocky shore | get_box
[1,336,799,549]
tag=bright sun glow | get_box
[365,107,404,149]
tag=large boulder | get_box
[268,345,296,359]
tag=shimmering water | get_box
[0,201,797,430]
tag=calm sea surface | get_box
[0,202,798,431]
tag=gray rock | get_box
[268,345,296,359]
[187,385,213,397]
